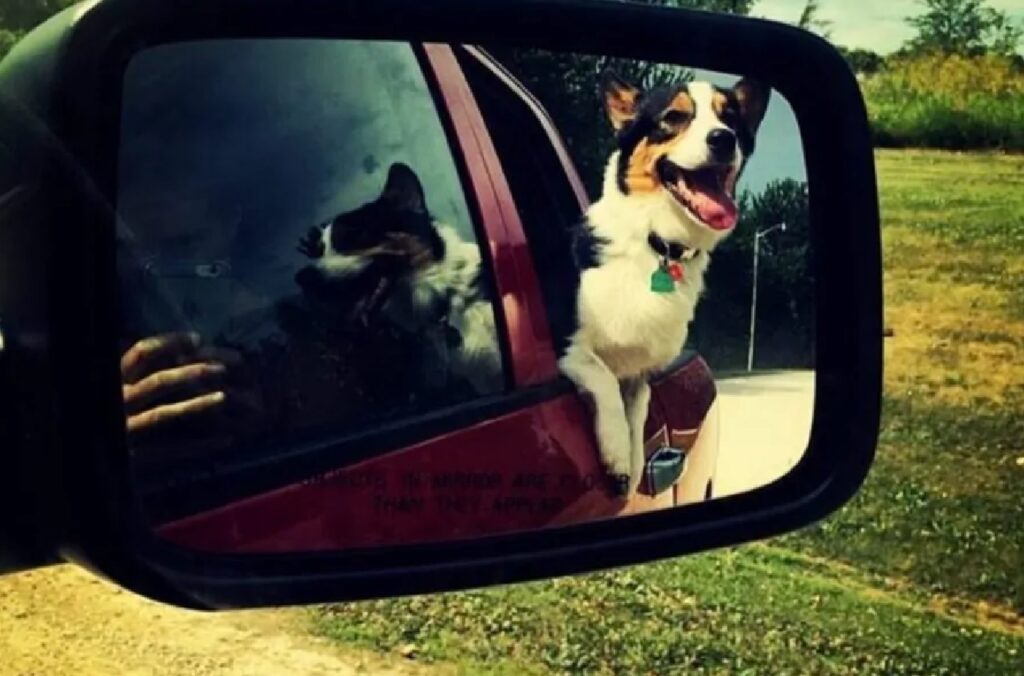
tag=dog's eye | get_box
[662,110,691,125]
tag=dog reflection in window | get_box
[295,163,502,397]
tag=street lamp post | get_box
[747,222,786,373]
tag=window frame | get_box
[453,46,598,359]
[461,46,590,211]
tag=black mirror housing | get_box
[0,0,881,609]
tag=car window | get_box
[456,48,586,356]
[115,39,505,467]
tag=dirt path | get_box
[0,564,440,676]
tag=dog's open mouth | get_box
[296,261,398,327]
[657,158,739,231]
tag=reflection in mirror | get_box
[115,39,813,554]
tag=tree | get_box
[0,29,20,60]
[837,47,885,75]
[0,0,75,32]
[796,0,833,39]
[657,0,754,13]
[690,179,814,370]
[905,0,1023,57]
[0,0,76,61]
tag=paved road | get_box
[713,370,815,498]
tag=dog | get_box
[555,71,770,496]
[295,162,501,396]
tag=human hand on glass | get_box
[121,332,264,457]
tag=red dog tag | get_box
[667,262,684,281]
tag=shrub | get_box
[689,179,814,371]
[863,52,1024,150]
[0,29,22,62]
[839,47,885,76]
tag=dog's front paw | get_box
[297,226,326,259]
[626,467,643,497]
[601,460,644,499]
[628,440,646,496]
[599,431,637,498]
[606,473,631,498]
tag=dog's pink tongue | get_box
[683,173,738,231]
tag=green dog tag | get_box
[650,267,675,293]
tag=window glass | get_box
[116,40,504,467]
[456,49,585,356]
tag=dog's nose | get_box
[707,129,737,158]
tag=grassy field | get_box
[784,149,1024,612]
[313,546,1022,675]
[312,149,1024,674]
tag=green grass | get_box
[313,149,1024,673]
[785,150,1024,614]
[312,546,1023,675]
[873,149,1024,254]
[784,397,1024,610]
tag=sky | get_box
[751,0,1024,54]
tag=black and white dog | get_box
[295,72,768,496]
[556,72,770,495]
[295,163,501,395]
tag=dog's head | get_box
[601,71,770,246]
[295,163,446,322]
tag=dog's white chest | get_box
[577,254,703,379]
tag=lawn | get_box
[783,149,1024,612]
[313,545,1022,675]
[312,149,1024,674]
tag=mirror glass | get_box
[115,39,813,553]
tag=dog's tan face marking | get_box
[668,91,696,118]
[621,139,680,193]
[603,75,642,131]
[733,78,770,136]
[712,90,730,117]
[616,89,697,194]
[380,232,438,270]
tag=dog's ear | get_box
[380,163,427,213]
[601,70,641,131]
[732,78,770,136]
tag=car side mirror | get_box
[0,0,880,609]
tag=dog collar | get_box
[647,232,699,262]
[648,233,699,293]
